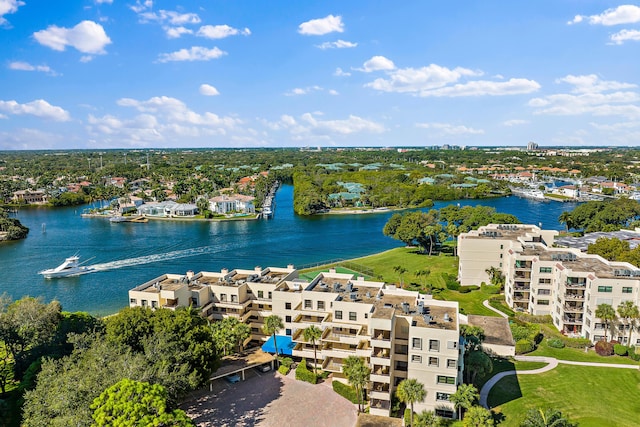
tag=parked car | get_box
[224,373,241,383]
[254,364,271,373]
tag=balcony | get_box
[370,365,390,383]
[564,304,584,313]
[515,261,532,270]
[563,316,584,324]
[293,314,325,327]
[371,348,391,366]
[564,292,585,300]
[322,357,344,373]
[514,284,530,291]
[514,273,531,281]
[566,278,586,288]
[323,326,362,343]
[513,293,529,302]
[370,398,391,411]
[355,340,371,357]
[292,342,316,359]
[370,382,391,400]
[323,342,358,359]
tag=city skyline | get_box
[1,1,640,149]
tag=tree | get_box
[414,410,441,427]
[465,350,493,385]
[196,197,210,216]
[520,407,577,427]
[414,269,431,292]
[90,379,195,427]
[342,356,370,413]
[450,384,479,420]
[263,315,284,357]
[595,303,616,341]
[462,405,494,427]
[460,325,485,351]
[558,211,573,233]
[587,237,630,261]
[396,378,427,427]
[383,210,443,254]
[303,325,322,376]
[617,301,639,345]
[394,265,408,288]
[484,266,505,288]
[210,317,250,355]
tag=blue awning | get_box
[261,335,294,356]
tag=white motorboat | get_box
[39,255,94,279]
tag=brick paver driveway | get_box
[181,370,358,427]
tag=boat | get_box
[510,187,547,201]
[109,215,128,223]
[38,255,94,279]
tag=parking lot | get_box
[181,369,358,427]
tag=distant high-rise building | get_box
[527,141,539,151]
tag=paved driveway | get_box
[181,370,358,427]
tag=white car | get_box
[255,364,271,373]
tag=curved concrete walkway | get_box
[482,299,509,318]
[479,355,639,408]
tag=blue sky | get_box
[1,1,640,149]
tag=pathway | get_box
[482,299,509,318]
[479,355,639,408]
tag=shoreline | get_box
[80,213,261,222]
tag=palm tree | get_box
[617,301,640,345]
[520,407,576,427]
[449,383,479,420]
[303,325,322,376]
[414,268,431,291]
[262,315,284,360]
[595,303,616,341]
[396,378,426,427]
[463,405,494,427]
[342,356,370,413]
[558,211,573,233]
[414,410,441,427]
[393,265,408,288]
[484,266,505,288]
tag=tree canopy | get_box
[560,198,640,232]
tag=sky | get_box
[1,1,640,150]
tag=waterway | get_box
[0,185,578,315]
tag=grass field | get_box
[490,365,640,427]
[474,358,548,391]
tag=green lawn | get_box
[490,365,640,427]
[474,357,548,391]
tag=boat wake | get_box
[86,245,229,273]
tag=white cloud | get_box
[262,112,384,139]
[0,128,64,150]
[529,74,640,119]
[80,55,94,63]
[284,86,323,96]
[0,99,70,121]
[503,119,529,127]
[199,84,220,96]
[0,0,24,26]
[95,0,113,4]
[419,78,541,97]
[365,63,479,93]
[569,5,640,26]
[328,89,339,96]
[298,14,344,35]
[416,122,484,136]
[610,29,640,44]
[139,10,200,26]
[334,67,351,77]
[157,46,226,62]
[33,20,112,54]
[316,39,357,49]
[196,24,251,39]
[8,61,56,75]
[357,55,395,72]
[165,26,193,39]
[130,0,153,14]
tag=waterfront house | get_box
[136,201,197,217]
[209,194,256,214]
[12,189,49,204]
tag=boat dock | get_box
[261,181,279,219]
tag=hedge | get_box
[404,408,412,426]
[332,381,359,404]
[595,340,614,356]
[515,339,534,354]
[547,338,565,349]
[561,336,592,349]
[443,273,460,290]
[295,358,317,384]
[614,344,628,356]
[278,365,290,375]
[458,285,480,294]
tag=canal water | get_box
[0,185,577,314]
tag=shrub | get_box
[279,357,293,368]
[629,351,640,361]
[594,340,614,356]
[278,365,290,375]
[614,344,628,356]
[458,285,480,293]
[404,408,412,426]
[480,284,501,294]
[547,338,565,349]
[443,273,460,290]
[562,337,592,349]
[515,313,553,324]
[332,381,359,404]
[295,358,317,384]
[515,339,534,354]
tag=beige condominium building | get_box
[129,267,463,419]
[458,224,640,345]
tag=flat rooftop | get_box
[467,315,515,347]
[373,294,457,330]
[463,225,541,241]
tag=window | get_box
[130,298,137,304]
[349,312,357,321]
[412,338,422,350]
[258,290,264,298]
[500,244,503,249]
[429,339,440,352]
[191,297,198,306]
[447,359,457,368]
[335,310,342,320]
[597,286,612,293]
[268,291,272,299]
[538,289,551,295]
[317,301,325,310]
[436,392,450,401]
[286,329,291,336]
[622,287,633,293]
[411,355,422,363]
[585,319,591,327]
[304,299,312,309]
[285,316,291,322]
[285,302,292,310]
[447,341,457,349]
[437,375,455,385]
[429,357,439,367]
[231,295,238,302]
[435,409,454,419]
[151,300,158,308]
[540,267,552,273]
[538,300,550,305]
[539,278,551,284]
[220,294,227,302]
[141,300,148,307]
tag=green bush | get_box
[562,337,592,349]
[458,285,480,294]
[442,273,460,290]
[515,339,534,354]
[279,356,293,368]
[480,284,501,294]
[629,351,640,361]
[404,408,412,426]
[547,338,565,349]
[515,313,553,324]
[614,344,628,356]
[332,381,359,404]
[278,365,290,375]
[595,340,614,356]
[295,358,317,384]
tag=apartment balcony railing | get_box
[566,279,587,288]
[514,285,530,291]
[371,399,391,410]
[563,304,584,312]
[564,293,585,300]
[563,316,584,324]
